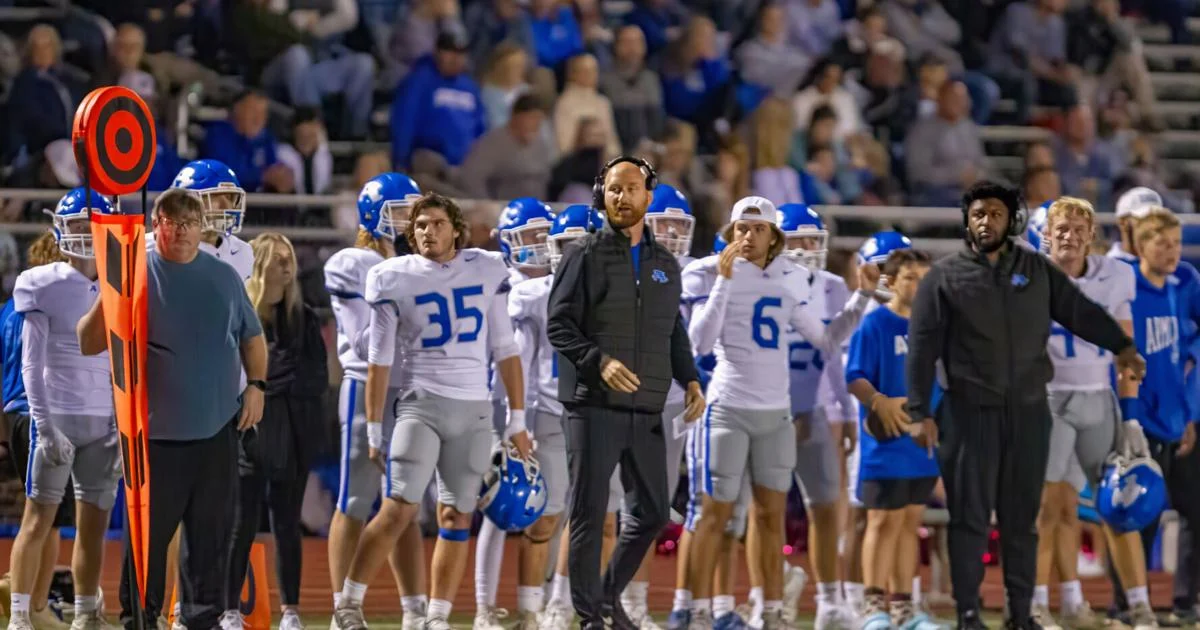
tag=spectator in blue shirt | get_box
[525,0,585,71]
[624,0,689,61]
[2,25,84,171]
[389,28,487,171]
[661,16,732,132]
[202,90,283,193]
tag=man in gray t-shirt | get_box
[78,188,268,630]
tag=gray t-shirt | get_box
[146,249,262,441]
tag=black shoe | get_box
[958,609,989,630]
[603,600,638,630]
[1004,618,1044,630]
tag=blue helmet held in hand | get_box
[1096,455,1167,533]
[479,445,548,531]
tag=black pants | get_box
[937,396,1052,623]
[119,420,238,630]
[565,406,670,628]
[1107,434,1200,613]
[226,435,308,607]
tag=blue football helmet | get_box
[170,159,246,235]
[1096,455,1168,533]
[646,184,694,258]
[547,204,603,272]
[479,444,548,531]
[46,188,114,258]
[1025,201,1051,253]
[777,203,827,271]
[498,198,555,268]
[357,173,422,241]
[712,233,728,254]
[857,231,913,266]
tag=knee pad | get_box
[438,528,470,542]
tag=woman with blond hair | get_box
[227,232,328,630]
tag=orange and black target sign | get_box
[71,86,157,196]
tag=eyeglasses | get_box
[161,216,201,232]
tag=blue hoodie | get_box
[0,300,27,415]
[526,7,584,69]
[201,121,277,192]
[1131,263,1200,442]
[662,58,731,124]
[390,55,487,170]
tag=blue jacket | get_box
[390,56,486,170]
[1131,263,1200,442]
[0,300,27,415]
[527,7,584,69]
[2,68,81,165]
[201,121,278,192]
[662,59,731,123]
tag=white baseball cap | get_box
[729,196,779,224]
[1115,187,1163,219]
[44,138,81,188]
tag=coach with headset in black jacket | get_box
[904,181,1146,630]
[548,156,706,630]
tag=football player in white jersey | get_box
[475,197,555,630]
[7,189,117,630]
[682,197,879,630]
[776,204,855,630]
[324,174,427,629]
[334,193,531,630]
[1030,197,1158,630]
[146,160,255,281]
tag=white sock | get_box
[713,595,736,618]
[340,580,367,607]
[75,594,98,616]
[750,586,765,620]
[749,586,764,606]
[1034,585,1050,607]
[691,598,711,613]
[844,583,865,609]
[1060,580,1083,612]
[333,593,342,609]
[401,595,427,614]
[475,518,506,609]
[518,586,545,614]
[764,600,783,614]
[672,589,693,613]
[912,576,922,606]
[622,581,649,609]
[11,593,30,614]
[550,574,570,606]
[816,582,839,607]
[428,598,452,620]
[1126,586,1149,607]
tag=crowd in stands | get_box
[0,0,1197,271]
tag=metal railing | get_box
[7,189,1200,255]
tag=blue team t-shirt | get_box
[146,249,262,441]
[846,306,940,481]
[0,300,27,414]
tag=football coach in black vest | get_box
[547,156,706,630]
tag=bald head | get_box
[602,160,653,229]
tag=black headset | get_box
[591,156,659,232]
[961,185,1029,238]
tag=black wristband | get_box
[247,379,267,392]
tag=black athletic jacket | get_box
[547,222,699,414]
[905,240,1136,420]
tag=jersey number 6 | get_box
[752,296,783,349]
[415,285,485,348]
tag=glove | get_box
[35,421,75,467]
[1121,420,1151,460]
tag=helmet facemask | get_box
[199,188,246,235]
[547,230,587,273]
[782,229,828,271]
[502,220,553,269]
[50,210,95,258]
[646,212,694,258]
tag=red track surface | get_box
[0,538,1178,616]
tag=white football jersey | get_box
[325,247,386,383]
[491,266,535,403]
[1106,242,1137,263]
[683,256,868,410]
[12,263,112,418]
[146,232,254,282]
[666,255,696,407]
[508,274,561,417]
[787,270,853,416]
[366,249,518,401]
[1047,255,1134,391]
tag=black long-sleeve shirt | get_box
[547,223,699,414]
[905,241,1135,420]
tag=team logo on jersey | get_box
[1011,273,1028,288]
[652,269,668,284]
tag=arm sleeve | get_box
[330,296,372,360]
[514,318,540,413]
[788,290,869,355]
[1047,260,1134,353]
[819,349,855,422]
[367,302,399,367]
[21,311,50,425]
[688,276,731,356]
[905,266,946,420]
[487,288,519,361]
[546,243,605,380]
[671,311,700,388]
